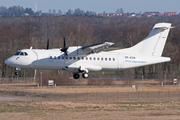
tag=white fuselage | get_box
[5,47,170,73]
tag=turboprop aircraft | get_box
[5,23,173,79]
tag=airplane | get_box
[5,22,173,79]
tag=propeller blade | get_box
[63,37,66,48]
[61,47,68,53]
[61,37,68,55]
[46,38,49,49]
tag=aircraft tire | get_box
[15,72,19,75]
[82,73,89,79]
[73,73,80,79]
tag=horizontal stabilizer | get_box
[154,24,175,29]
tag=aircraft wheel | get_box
[15,72,19,75]
[82,73,89,79]
[73,73,80,79]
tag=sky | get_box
[1,0,180,13]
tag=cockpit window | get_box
[25,52,28,56]
[14,52,20,55]
[20,52,24,56]
[14,52,28,56]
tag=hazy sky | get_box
[1,0,180,13]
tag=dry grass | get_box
[17,85,180,93]
[0,101,180,120]
[1,81,180,120]
[1,79,180,94]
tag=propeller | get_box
[46,38,49,49]
[61,37,68,55]
[60,37,69,66]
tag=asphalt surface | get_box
[0,96,34,102]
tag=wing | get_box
[81,42,114,54]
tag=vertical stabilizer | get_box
[151,23,171,56]
[113,23,172,56]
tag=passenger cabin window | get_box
[90,57,92,60]
[86,57,88,60]
[94,57,96,60]
[82,57,84,60]
[50,56,52,59]
[97,58,99,60]
[70,57,72,60]
[101,58,103,61]
[113,58,115,61]
[54,56,56,59]
[78,57,80,60]
[58,56,60,59]
[105,58,107,61]
[74,57,76,60]
[109,58,111,61]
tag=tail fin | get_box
[113,23,172,56]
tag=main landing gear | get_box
[15,68,21,75]
[73,73,80,79]
[73,72,89,79]
[82,73,89,78]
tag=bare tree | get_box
[23,21,41,48]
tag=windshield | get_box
[20,52,24,55]
[14,52,28,56]
[14,52,20,55]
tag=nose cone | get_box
[5,58,12,66]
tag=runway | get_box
[0,96,34,102]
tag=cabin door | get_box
[118,54,124,69]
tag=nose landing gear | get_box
[15,71,19,75]
[15,68,21,75]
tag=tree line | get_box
[1,15,180,80]
[0,6,96,16]
[0,6,37,16]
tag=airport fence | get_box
[0,89,180,102]
[0,77,35,84]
